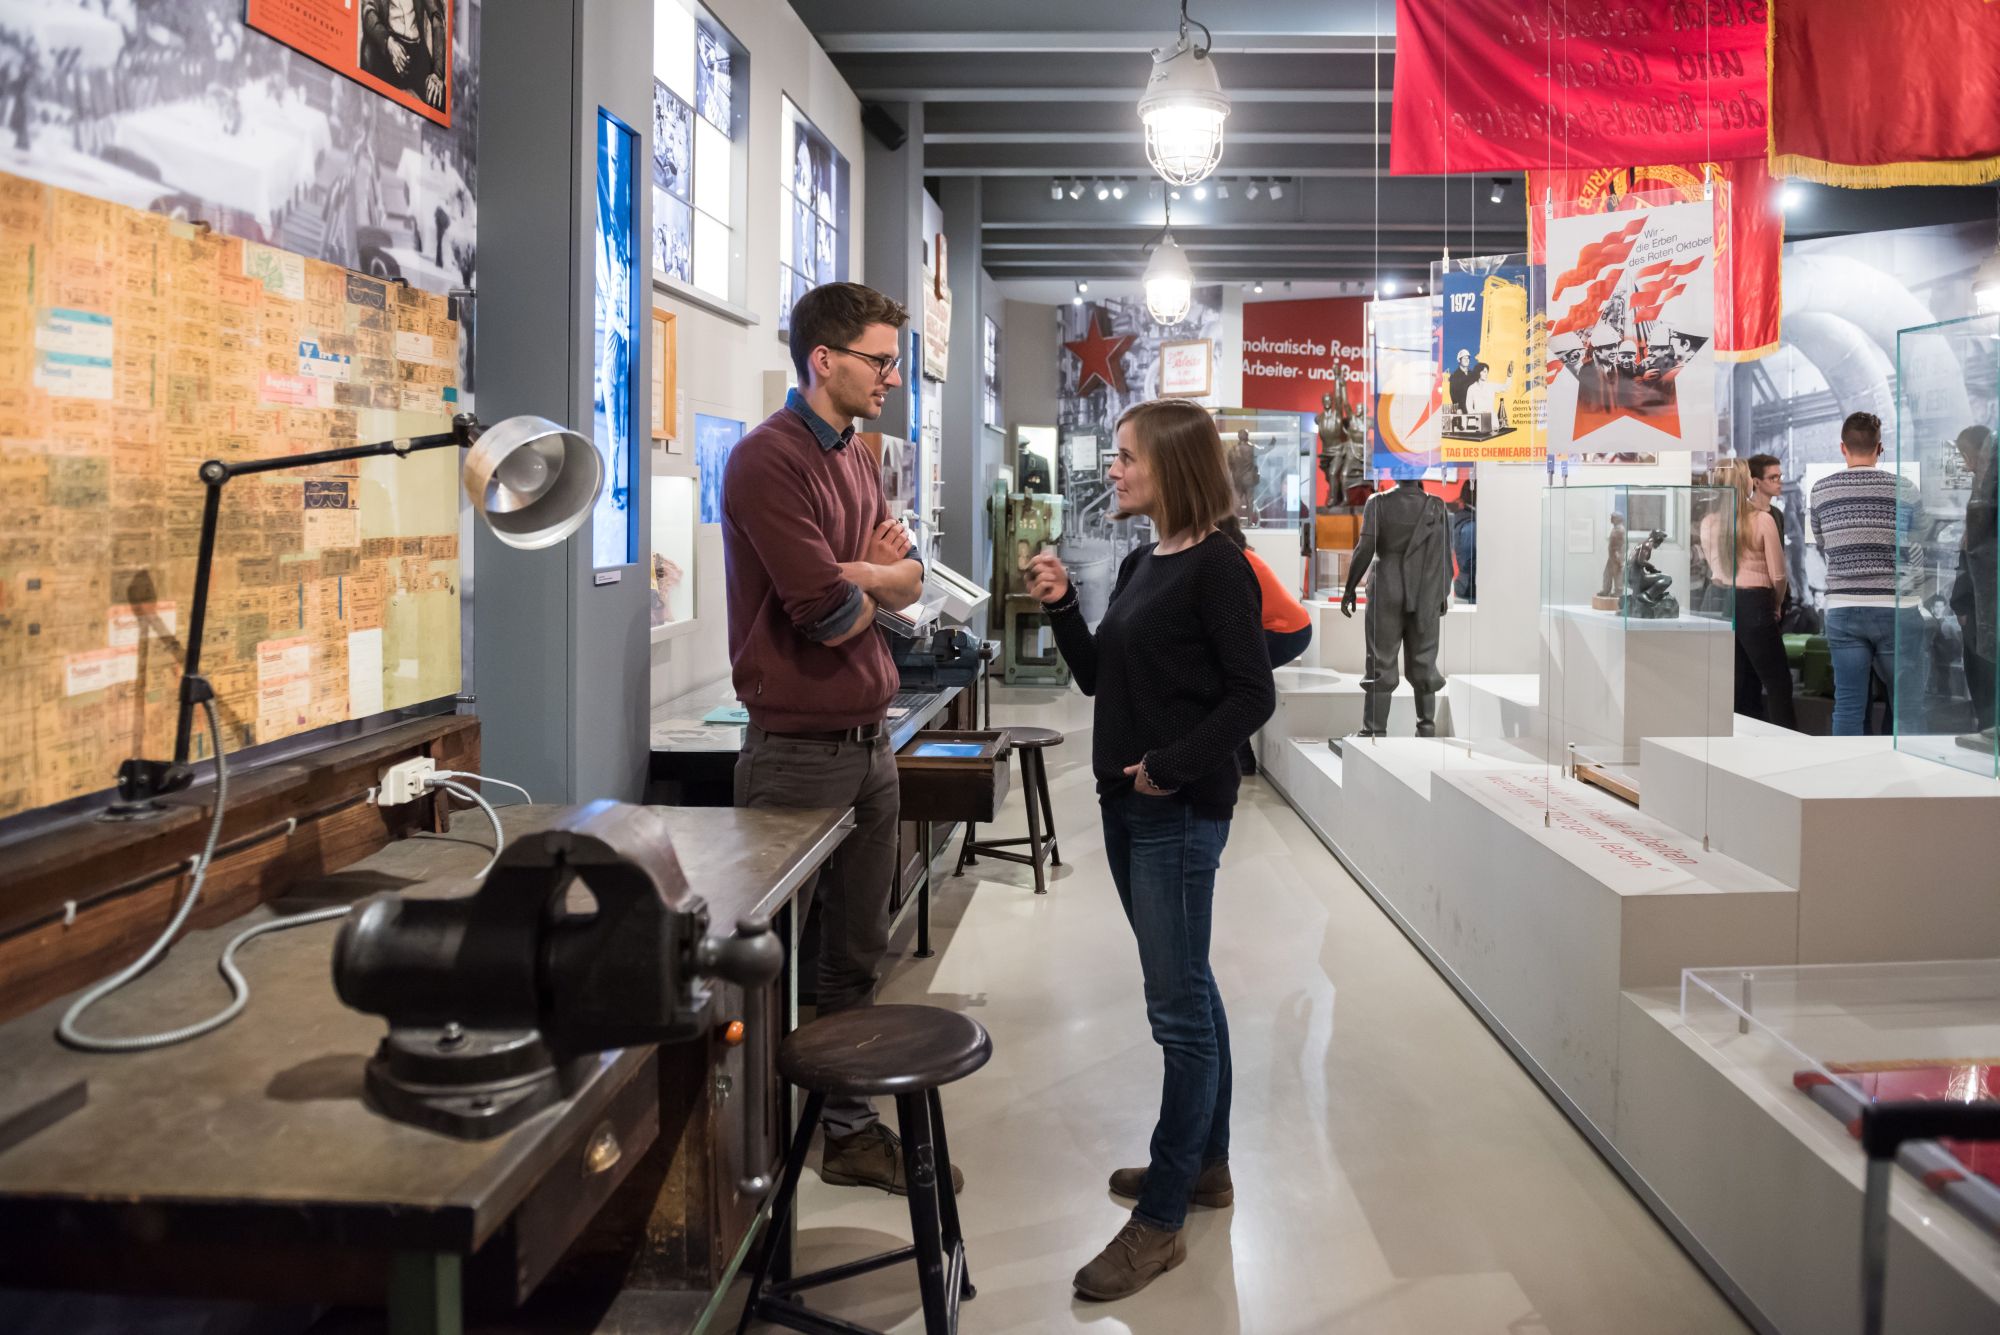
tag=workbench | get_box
[0,802,851,1335]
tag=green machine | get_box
[991,492,1070,686]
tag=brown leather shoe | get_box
[1073,1217,1187,1301]
[821,1124,965,1196]
[1107,1158,1233,1208]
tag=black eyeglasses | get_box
[829,346,902,381]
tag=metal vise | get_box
[333,801,782,1138]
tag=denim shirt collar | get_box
[785,388,854,453]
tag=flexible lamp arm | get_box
[115,414,485,811]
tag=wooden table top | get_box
[0,802,851,1254]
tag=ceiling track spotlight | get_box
[1111,180,1127,200]
[1192,184,1208,201]
[1267,179,1284,201]
[1244,179,1260,200]
[1050,177,1064,201]
[1489,177,1508,206]
[1093,178,1111,201]
[1215,181,1229,200]
[1251,280,1264,294]
[1139,0,1230,187]
[1067,178,1086,200]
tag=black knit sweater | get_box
[1045,533,1278,818]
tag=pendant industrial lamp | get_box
[1139,0,1229,187]
[1143,200,1194,325]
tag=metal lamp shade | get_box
[1139,40,1228,187]
[1144,230,1194,326]
[460,415,603,550]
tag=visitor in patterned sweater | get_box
[1809,411,1926,736]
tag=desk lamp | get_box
[104,414,600,820]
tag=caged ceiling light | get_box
[1139,0,1230,187]
[1143,201,1195,325]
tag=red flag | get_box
[1389,0,1768,175]
[1770,0,2000,187]
[1551,218,1646,299]
[1527,159,1781,361]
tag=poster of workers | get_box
[248,0,454,128]
[1438,257,1543,463]
[1544,200,1714,463]
[1367,294,1443,479]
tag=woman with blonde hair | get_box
[1703,457,1794,727]
[1027,399,1276,1302]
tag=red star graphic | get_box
[1064,311,1138,397]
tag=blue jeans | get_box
[1101,790,1232,1232]
[1825,605,1924,737]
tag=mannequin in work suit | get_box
[1340,479,1452,736]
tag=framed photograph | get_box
[652,82,693,198]
[652,308,677,442]
[695,413,745,525]
[592,109,640,570]
[1160,339,1213,398]
[248,0,453,128]
[653,190,692,282]
[695,18,733,130]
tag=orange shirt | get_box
[1242,549,1312,633]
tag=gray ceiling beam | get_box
[854,86,1392,104]
[921,101,1385,135]
[924,132,1384,146]
[788,0,1396,40]
[817,32,1396,55]
[985,241,1496,254]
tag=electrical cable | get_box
[432,778,505,877]
[58,699,240,1052]
[57,730,515,1051]
[433,770,533,806]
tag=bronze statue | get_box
[1598,512,1627,601]
[1625,528,1679,618]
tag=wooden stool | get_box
[953,726,1063,894]
[738,1006,991,1335]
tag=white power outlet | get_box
[377,757,437,805]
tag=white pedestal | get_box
[1542,604,1733,760]
[1306,600,1481,676]
[1641,734,2000,962]
[1268,666,1453,741]
[1428,770,1796,1128]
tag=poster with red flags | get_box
[1527,159,1781,361]
[1544,200,1715,460]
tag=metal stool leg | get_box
[1033,749,1060,869]
[737,1091,826,1334]
[927,1088,974,1302]
[897,1093,954,1335]
[1020,752,1047,896]
[954,820,976,875]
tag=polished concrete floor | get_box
[734,685,1751,1335]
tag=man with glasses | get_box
[1747,453,1796,617]
[723,282,962,1196]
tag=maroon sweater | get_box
[721,407,897,732]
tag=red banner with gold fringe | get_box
[1390,0,1769,176]
[1768,0,2000,187]
[1527,158,1781,361]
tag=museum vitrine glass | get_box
[1894,314,1999,779]
[1540,485,1736,775]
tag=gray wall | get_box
[863,102,925,441]
[476,0,652,804]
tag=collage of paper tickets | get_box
[0,171,463,819]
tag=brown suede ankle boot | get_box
[1073,1217,1187,1301]
[1106,1157,1233,1208]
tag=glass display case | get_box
[1683,961,2000,1245]
[1214,407,1314,599]
[1895,315,1999,779]
[1539,485,1736,771]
